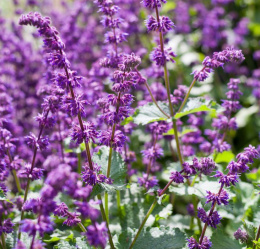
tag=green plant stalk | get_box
[12,170,22,194]
[253,225,260,249]
[116,190,121,211]
[97,194,115,249]
[1,233,6,249]
[144,81,170,118]
[128,179,174,249]
[78,222,87,233]
[128,199,157,249]
[18,178,31,239]
[177,66,206,113]
[77,153,82,174]
[4,141,22,193]
[199,183,224,244]
[104,192,109,224]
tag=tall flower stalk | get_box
[19,12,114,248]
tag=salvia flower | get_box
[141,144,164,162]
[63,213,81,227]
[62,94,89,117]
[54,202,68,217]
[213,171,239,187]
[197,208,221,229]
[70,121,99,145]
[187,236,212,249]
[142,0,167,9]
[234,228,248,243]
[205,190,229,206]
[145,16,175,32]
[151,47,176,66]
[170,171,184,183]
[99,130,126,149]
[85,222,108,249]
[82,163,113,186]
[137,173,158,190]
[25,133,49,150]
[1,219,14,234]
[19,165,44,181]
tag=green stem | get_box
[4,140,22,193]
[1,233,6,249]
[173,121,184,166]
[12,170,22,193]
[97,194,115,249]
[116,190,121,211]
[107,146,113,178]
[78,222,87,233]
[128,179,174,249]
[253,225,260,249]
[77,153,82,174]
[104,192,109,224]
[144,81,170,118]
[18,178,31,239]
[177,66,206,113]
[128,199,157,249]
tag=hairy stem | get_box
[104,192,109,224]
[78,222,87,233]
[253,225,260,249]
[30,234,36,249]
[155,6,174,117]
[199,183,224,244]
[128,199,157,249]
[144,81,170,118]
[1,231,6,249]
[97,194,115,249]
[128,179,174,249]
[178,66,206,113]
[4,139,22,193]
[116,190,121,211]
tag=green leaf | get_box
[174,98,224,119]
[54,241,76,249]
[116,184,172,231]
[243,221,256,241]
[54,237,91,249]
[121,116,133,125]
[6,232,31,249]
[169,180,221,199]
[0,189,13,204]
[91,146,127,196]
[133,102,170,125]
[115,226,186,249]
[214,151,235,163]
[249,23,260,37]
[0,189,6,200]
[246,168,260,182]
[211,229,242,249]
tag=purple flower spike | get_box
[170,171,184,183]
[213,171,239,187]
[142,0,167,9]
[54,203,68,217]
[187,236,212,249]
[85,222,108,249]
[70,121,99,145]
[82,163,113,186]
[234,228,248,243]
[63,213,81,227]
[205,190,229,206]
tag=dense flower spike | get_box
[70,121,99,145]
[82,163,113,186]
[0,2,256,249]
[192,48,245,82]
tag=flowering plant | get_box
[0,0,260,249]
